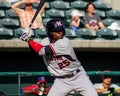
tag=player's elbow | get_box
[11,5,14,9]
[11,5,18,12]
[11,3,16,9]
[29,40,43,53]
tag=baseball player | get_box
[20,18,98,96]
[94,73,120,96]
[20,76,50,96]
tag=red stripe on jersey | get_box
[49,44,56,56]
[29,40,43,53]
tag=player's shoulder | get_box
[42,37,49,41]
[54,37,71,48]
[94,83,102,87]
[59,36,69,42]
[57,37,70,44]
[110,84,120,88]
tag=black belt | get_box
[55,69,80,78]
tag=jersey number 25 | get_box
[58,60,70,69]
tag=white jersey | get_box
[94,83,120,93]
[39,37,81,76]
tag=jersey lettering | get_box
[58,60,70,69]
[52,56,63,61]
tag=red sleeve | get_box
[21,85,39,94]
[29,40,43,53]
[21,85,37,90]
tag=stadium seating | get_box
[0,10,5,18]
[50,0,70,10]
[76,28,97,40]
[116,30,120,39]
[46,9,65,18]
[65,28,77,39]
[0,0,119,40]
[14,28,24,38]
[5,9,18,18]
[0,28,14,39]
[63,18,71,27]
[33,1,50,9]
[0,1,11,9]
[94,10,106,18]
[71,1,87,10]
[106,9,120,19]
[0,18,20,28]
[35,28,47,38]
[96,28,118,40]
[102,18,116,26]
[14,28,35,38]
[42,18,51,26]
[93,1,112,10]
[45,2,50,9]
[82,0,97,2]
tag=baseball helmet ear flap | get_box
[46,18,65,38]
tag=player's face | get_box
[25,4,33,10]
[52,31,63,40]
[103,77,112,85]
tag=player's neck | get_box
[88,12,94,17]
[51,39,57,43]
[103,83,110,89]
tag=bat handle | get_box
[29,23,33,28]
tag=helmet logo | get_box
[54,21,62,28]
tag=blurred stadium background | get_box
[0,0,120,96]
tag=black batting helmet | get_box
[46,18,65,39]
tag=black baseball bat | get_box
[29,0,46,28]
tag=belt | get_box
[55,69,80,78]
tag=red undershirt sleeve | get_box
[29,40,43,53]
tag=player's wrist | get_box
[30,0,39,3]
[27,38,33,42]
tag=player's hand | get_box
[20,28,32,42]
[94,26,99,31]
[30,0,40,3]
[108,87,115,93]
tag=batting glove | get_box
[108,87,115,93]
[20,28,32,42]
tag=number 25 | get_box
[58,60,70,69]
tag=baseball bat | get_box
[29,0,46,28]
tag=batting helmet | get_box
[37,76,46,83]
[46,18,65,39]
